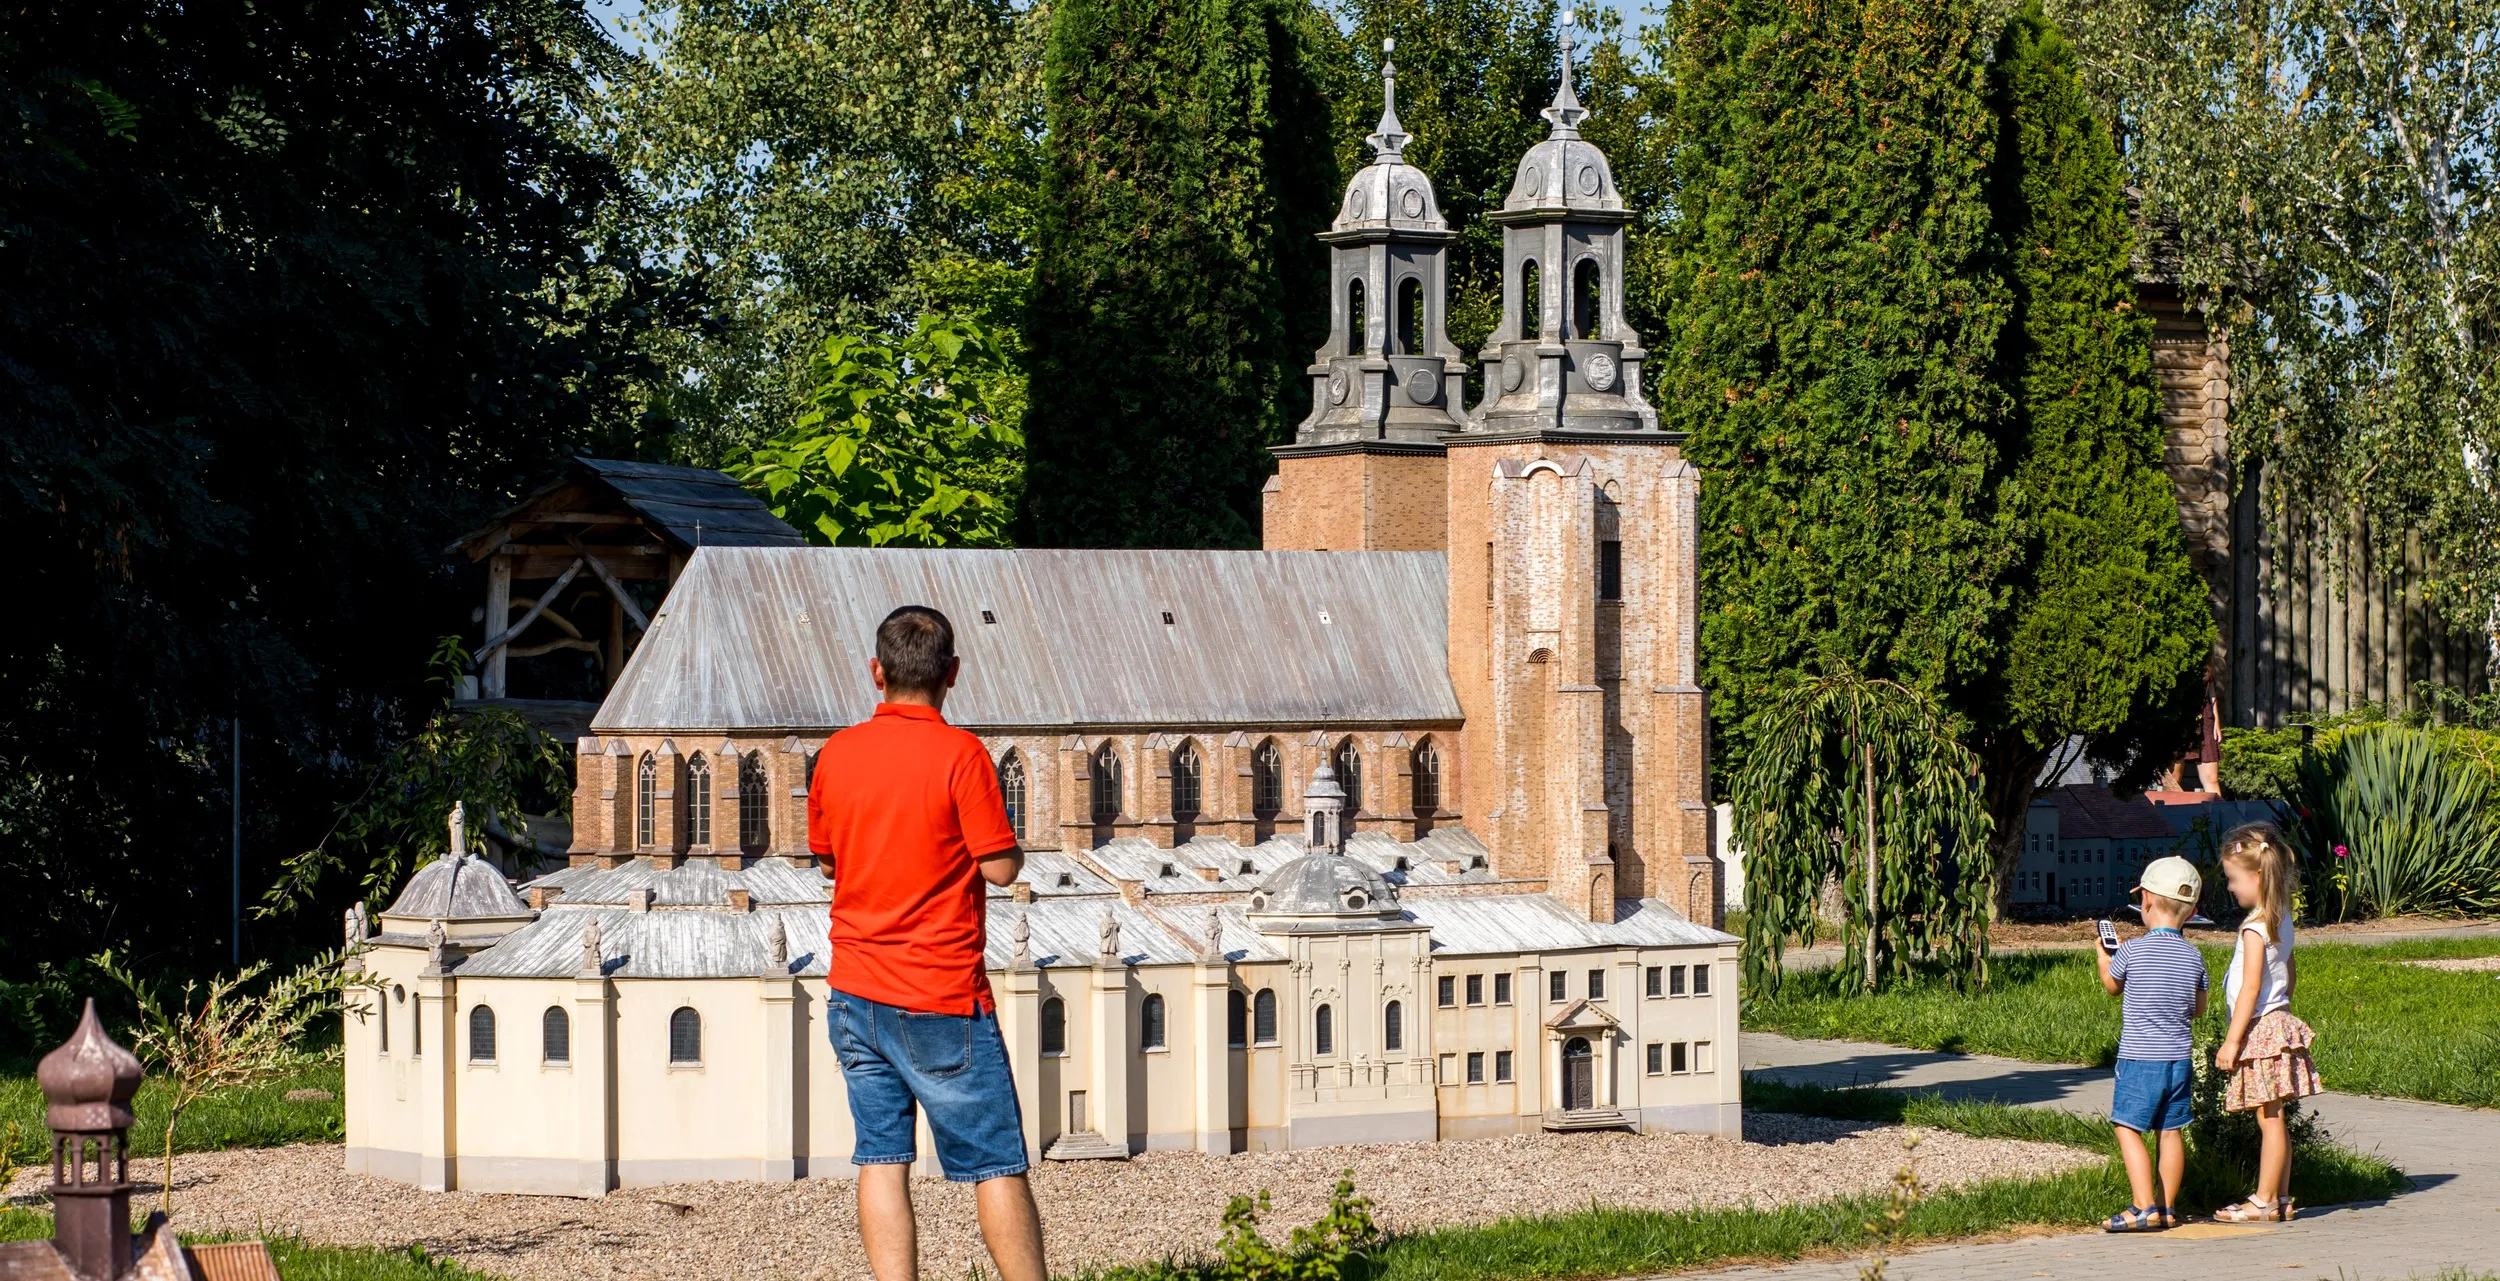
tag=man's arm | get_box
[976,846,1024,887]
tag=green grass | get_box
[0,1208,500,1280]
[1,1061,344,1164]
[1744,938,2500,1107]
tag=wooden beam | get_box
[566,532,653,631]
[510,637,603,659]
[510,554,663,581]
[485,554,512,698]
[499,542,665,559]
[476,557,585,662]
[508,512,647,525]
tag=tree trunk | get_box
[1863,736,1879,992]
[1979,732,2050,917]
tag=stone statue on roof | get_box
[579,919,603,978]
[1098,908,1121,965]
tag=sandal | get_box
[2152,1205,2177,1229]
[2212,1198,2286,1224]
[2104,1206,2163,1232]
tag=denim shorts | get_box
[2111,1057,2195,1133]
[827,986,1029,1183]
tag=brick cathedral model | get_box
[344,26,1739,1195]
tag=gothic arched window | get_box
[636,753,657,847]
[685,753,712,847]
[1227,990,1248,1048]
[1347,277,1367,354]
[1141,994,1166,1050]
[1089,743,1122,824]
[1253,988,1278,1045]
[668,1007,702,1064]
[1170,741,1201,822]
[738,752,769,851]
[1521,259,1543,338]
[1332,738,1363,814]
[1397,277,1423,355]
[997,751,1027,841]
[468,1005,497,1063]
[542,1006,570,1064]
[1313,1003,1335,1057]
[1574,257,1603,339]
[1041,997,1066,1055]
[1412,737,1441,814]
[1252,739,1284,818]
[1384,999,1404,1052]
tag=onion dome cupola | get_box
[378,803,537,949]
[1291,40,1471,449]
[1245,768,1408,934]
[1471,12,1659,435]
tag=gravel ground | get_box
[2402,955,2500,972]
[6,1116,2094,1280]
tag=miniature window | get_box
[542,1006,570,1065]
[1521,259,1543,338]
[1437,975,1456,1008]
[636,753,657,847]
[1439,1053,1458,1083]
[1687,960,1707,995]
[1314,1003,1335,1057]
[468,1005,497,1064]
[1598,539,1622,601]
[685,753,712,847]
[1384,1000,1404,1052]
[1549,971,1566,1002]
[1466,1051,1484,1083]
[1645,965,1662,997]
[1252,739,1284,818]
[739,751,769,850]
[1646,1042,1663,1075]
[1228,990,1248,1048]
[1332,738,1363,813]
[1411,738,1441,814]
[1090,743,1122,824]
[1253,989,1278,1045]
[1141,994,1166,1050]
[1346,278,1366,355]
[997,751,1027,841]
[1669,965,1686,996]
[1495,1050,1513,1082]
[1588,969,1606,1000]
[1573,257,1602,339]
[413,994,422,1056]
[1170,742,1201,822]
[378,996,390,1054]
[1465,974,1484,1006]
[1671,1041,1690,1074]
[668,1007,702,1065]
[1493,973,1512,1005]
[1695,1040,1714,1072]
[1041,997,1066,1056]
[1397,276,1423,356]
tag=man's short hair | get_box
[876,606,956,694]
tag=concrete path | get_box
[1691,1033,2500,1280]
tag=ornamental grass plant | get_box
[2290,724,2500,920]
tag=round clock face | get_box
[1585,352,1619,392]
[1578,164,1602,196]
[1501,355,1526,392]
[1406,367,1441,403]
[1401,187,1425,218]
[1328,371,1350,405]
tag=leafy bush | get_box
[1213,1173,1380,1281]
[2290,724,2500,919]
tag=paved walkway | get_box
[1780,917,2500,972]
[1691,1033,2500,1280]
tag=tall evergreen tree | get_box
[1978,3,2212,885]
[1653,0,2014,767]
[1018,0,1340,547]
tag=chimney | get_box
[630,888,655,913]
[1194,866,1221,882]
[527,886,564,911]
[1010,882,1033,904]
[38,1000,142,1280]
[727,889,752,913]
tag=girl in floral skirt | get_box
[2212,821,2323,1222]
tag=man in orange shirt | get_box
[810,606,1044,1281]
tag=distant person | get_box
[2095,855,2209,1232]
[810,605,1044,1281]
[2211,822,2321,1223]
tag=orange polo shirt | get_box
[809,702,1017,1015]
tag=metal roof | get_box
[572,458,804,550]
[592,546,1461,732]
[524,858,827,907]
[381,854,531,921]
[1404,895,1735,955]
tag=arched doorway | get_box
[1562,1036,1594,1111]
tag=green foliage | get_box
[1018,0,1341,547]
[263,639,570,920]
[2,1061,343,1167]
[737,315,1025,547]
[1212,1173,1381,1281]
[1651,0,2016,777]
[603,0,1045,459]
[2290,724,2500,919]
[0,1215,505,1280]
[1731,676,1995,995]
[1974,2,2212,864]
[2,0,681,987]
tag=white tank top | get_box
[2226,912,2293,1018]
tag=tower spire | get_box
[1364,37,1409,161]
[1540,10,1585,138]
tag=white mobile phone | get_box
[2096,918,2119,953]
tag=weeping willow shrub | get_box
[2291,724,2500,920]
[1731,676,1996,995]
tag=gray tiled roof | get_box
[572,457,804,550]
[525,858,828,907]
[591,547,1461,733]
[1406,895,1735,955]
[383,854,531,921]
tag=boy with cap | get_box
[2096,855,2209,1232]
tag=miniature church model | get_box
[344,19,1738,1196]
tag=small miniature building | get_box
[0,1001,276,1281]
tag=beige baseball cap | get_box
[2139,856,2202,905]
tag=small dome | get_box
[1247,849,1400,918]
[1502,137,1624,215]
[384,851,531,920]
[1332,44,1448,236]
[38,999,143,1133]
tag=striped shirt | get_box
[2110,928,2207,1061]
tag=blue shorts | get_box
[2111,1057,2195,1133]
[827,987,1030,1183]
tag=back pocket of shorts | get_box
[899,1012,971,1079]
